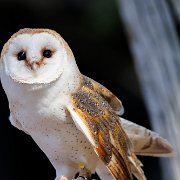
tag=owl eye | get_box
[17,51,26,61]
[43,49,52,58]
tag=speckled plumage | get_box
[70,76,133,179]
[0,28,174,180]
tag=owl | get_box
[0,28,174,180]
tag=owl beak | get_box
[25,60,39,71]
[26,57,44,70]
[31,62,39,71]
[28,55,41,71]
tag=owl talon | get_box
[75,176,98,180]
[78,164,91,180]
[75,176,87,180]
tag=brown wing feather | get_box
[70,76,133,180]
[83,75,124,115]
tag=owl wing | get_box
[67,76,146,180]
[83,75,124,115]
[84,76,174,157]
[120,118,174,157]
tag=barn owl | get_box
[0,28,174,180]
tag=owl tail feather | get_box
[128,154,147,180]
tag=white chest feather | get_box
[9,90,98,175]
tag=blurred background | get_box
[0,0,179,179]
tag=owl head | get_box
[0,28,77,86]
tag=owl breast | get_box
[10,96,98,175]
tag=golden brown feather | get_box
[71,76,135,180]
[84,76,124,115]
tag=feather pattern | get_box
[88,76,174,157]
[68,76,146,180]
[84,76,124,115]
[120,118,175,157]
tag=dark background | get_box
[0,0,162,179]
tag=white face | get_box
[2,33,66,84]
